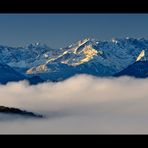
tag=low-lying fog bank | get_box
[0,75,148,134]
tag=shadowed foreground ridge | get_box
[0,106,43,118]
[115,61,148,78]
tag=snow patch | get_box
[136,50,145,62]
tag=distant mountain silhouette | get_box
[0,106,43,118]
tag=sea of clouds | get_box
[0,74,148,134]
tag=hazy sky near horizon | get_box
[0,14,148,48]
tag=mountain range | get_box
[0,37,148,84]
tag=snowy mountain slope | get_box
[28,61,115,81]
[0,43,55,70]
[25,38,148,80]
[0,37,148,81]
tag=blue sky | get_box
[0,14,148,48]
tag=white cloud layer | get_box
[0,75,148,134]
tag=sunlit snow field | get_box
[0,74,148,134]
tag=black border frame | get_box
[0,0,148,13]
[0,0,148,142]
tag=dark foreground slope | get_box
[0,63,25,84]
[0,106,43,118]
[0,63,44,84]
[115,61,148,78]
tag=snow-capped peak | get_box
[26,42,49,49]
[111,38,118,44]
[136,50,145,62]
[72,45,98,66]
[78,38,90,46]
[35,42,40,46]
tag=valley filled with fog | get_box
[0,75,148,134]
